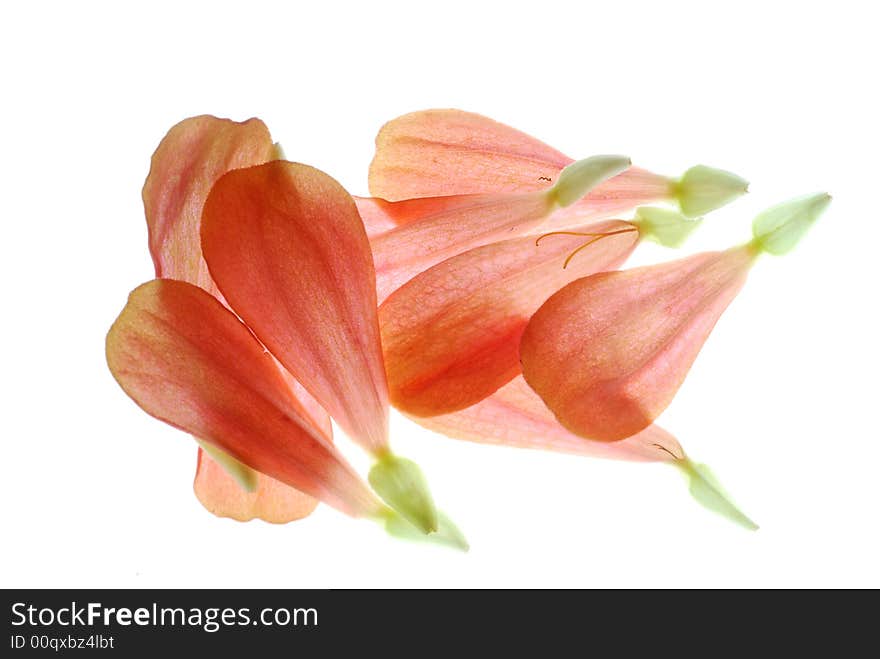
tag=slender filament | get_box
[652,443,685,461]
[535,227,638,268]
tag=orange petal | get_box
[368,108,671,225]
[354,196,405,238]
[193,452,318,524]
[143,115,276,295]
[380,220,640,416]
[521,245,757,442]
[371,192,554,303]
[106,279,381,518]
[202,161,390,454]
[413,376,684,463]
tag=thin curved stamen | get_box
[534,230,617,246]
[535,227,639,268]
[652,442,685,461]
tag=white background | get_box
[2,1,878,588]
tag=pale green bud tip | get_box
[633,206,703,248]
[675,458,758,531]
[384,511,469,552]
[271,142,286,160]
[549,155,631,208]
[751,192,831,256]
[195,439,258,493]
[675,165,749,218]
[368,453,438,534]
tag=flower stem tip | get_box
[674,165,749,217]
[195,439,258,493]
[633,206,703,248]
[674,457,758,531]
[384,510,470,552]
[369,453,439,534]
[549,155,632,208]
[751,192,831,255]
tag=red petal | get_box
[202,161,390,453]
[380,220,640,416]
[368,108,671,226]
[193,452,318,524]
[106,280,380,517]
[143,115,275,295]
[413,376,684,462]
[521,245,756,442]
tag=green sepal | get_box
[195,439,258,493]
[674,165,748,217]
[384,510,469,552]
[549,155,631,208]
[369,453,438,534]
[751,192,831,255]
[633,206,703,248]
[675,458,758,531]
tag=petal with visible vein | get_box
[521,246,757,442]
[412,376,684,463]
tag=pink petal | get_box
[413,376,684,463]
[368,108,671,227]
[143,115,276,296]
[371,191,554,303]
[369,108,570,199]
[201,161,390,454]
[380,220,640,416]
[106,279,380,518]
[193,453,319,524]
[521,245,757,442]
